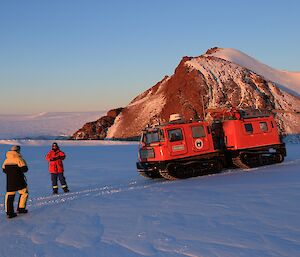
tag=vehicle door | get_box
[190,125,210,152]
[167,127,188,156]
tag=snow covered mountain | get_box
[205,47,300,96]
[105,48,300,139]
[0,111,105,139]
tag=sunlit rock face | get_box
[73,48,300,140]
[71,108,123,140]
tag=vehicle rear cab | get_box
[223,116,281,149]
[222,114,286,163]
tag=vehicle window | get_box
[192,126,206,138]
[142,129,165,144]
[244,123,253,134]
[260,122,268,132]
[168,129,183,142]
[144,132,159,144]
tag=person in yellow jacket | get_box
[2,145,29,218]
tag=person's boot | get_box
[63,186,69,193]
[17,208,28,214]
[7,212,17,219]
[53,188,58,194]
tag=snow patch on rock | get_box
[206,48,300,96]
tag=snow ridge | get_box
[206,48,300,96]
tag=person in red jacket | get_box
[46,142,69,194]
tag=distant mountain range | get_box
[0,111,105,140]
[72,47,300,140]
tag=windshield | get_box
[142,129,164,144]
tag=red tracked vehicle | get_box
[136,110,286,180]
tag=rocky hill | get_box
[73,48,300,140]
[70,108,123,140]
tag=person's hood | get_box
[6,150,22,159]
[2,150,27,169]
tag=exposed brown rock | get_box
[70,108,123,140]
[107,108,123,119]
[205,47,222,55]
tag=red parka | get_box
[46,149,66,173]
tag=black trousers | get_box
[51,173,68,190]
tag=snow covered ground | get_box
[0,141,299,257]
[0,111,105,139]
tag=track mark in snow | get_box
[0,158,298,213]
[0,180,172,213]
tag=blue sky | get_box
[0,0,299,114]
